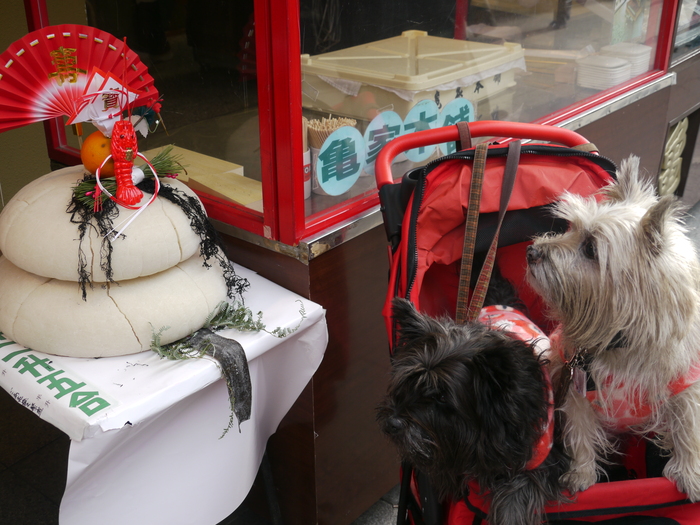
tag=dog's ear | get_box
[392,298,443,347]
[639,194,682,257]
[605,155,655,204]
[470,344,546,467]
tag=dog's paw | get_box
[561,467,596,494]
[664,462,700,502]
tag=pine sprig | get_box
[150,300,308,356]
[142,145,186,178]
[72,145,186,208]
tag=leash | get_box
[455,140,521,323]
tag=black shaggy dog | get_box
[377,276,569,525]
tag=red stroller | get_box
[375,121,700,524]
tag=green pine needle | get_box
[150,300,307,438]
[150,300,307,357]
[72,145,186,208]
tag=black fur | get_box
[482,263,527,312]
[377,287,569,525]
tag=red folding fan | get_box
[0,24,160,133]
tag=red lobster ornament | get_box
[111,119,143,206]
[94,118,160,215]
[91,36,160,215]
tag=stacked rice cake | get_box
[0,166,229,357]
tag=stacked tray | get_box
[576,55,631,90]
[600,43,652,76]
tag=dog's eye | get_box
[581,237,597,260]
[433,393,448,405]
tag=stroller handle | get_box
[375,121,594,189]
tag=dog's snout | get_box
[527,245,543,265]
[384,416,405,435]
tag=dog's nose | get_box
[384,416,405,435]
[527,245,543,265]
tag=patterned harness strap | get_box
[551,328,700,429]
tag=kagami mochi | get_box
[0,163,236,357]
[0,25,247,360]
[0,165,202,282]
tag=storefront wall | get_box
[219,61,700,525]
[217,71,692,525]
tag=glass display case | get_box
[672,0,700,61]
[24,0,679,246]
[298,0,670,237]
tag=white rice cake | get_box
[0,253,229,357]
[0,165,203,282]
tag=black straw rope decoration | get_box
[67,175,249,302]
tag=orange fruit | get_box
[81,130,114,176]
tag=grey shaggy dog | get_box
[377,289,569,525]
[527,155,700,501]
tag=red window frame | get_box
[26,0,680,246]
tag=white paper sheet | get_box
[0,263,328,525]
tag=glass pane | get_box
[673,0,700,62]
[300,0,662,217]
[62,0,263,214]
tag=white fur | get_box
[527,155,700,499]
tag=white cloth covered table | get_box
[0,263,327,525]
